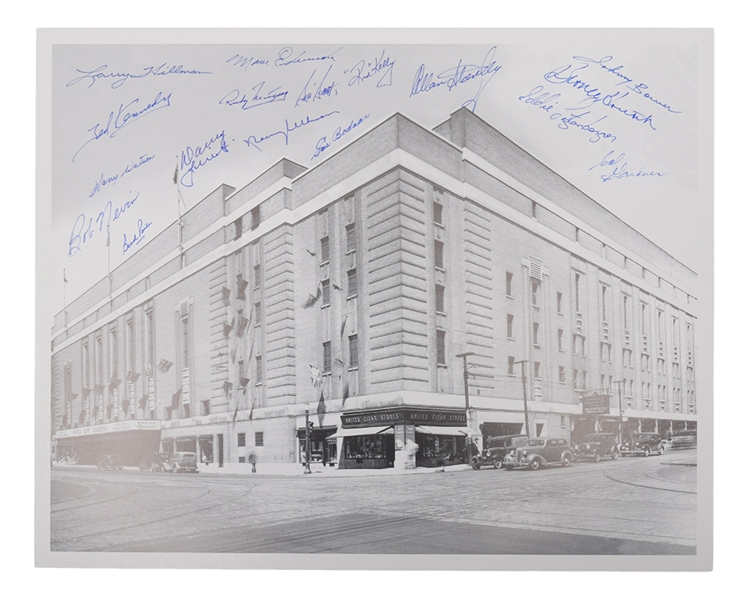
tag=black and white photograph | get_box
[32,25,714,572]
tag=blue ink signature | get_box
[295,66,338,108]
[180,131,230,188]
[69,192,139,257]
[344,51,395,87]
[123,219,153,254]
[89,154,155,198]
[589,151,665,183]
[66,64,211,90]
[275,46,343,67]
[72,92,172,162]
[219,84,288,111]
[311,114,370,161]
[410,46,501,112]
[543,65,657,130]
[226,54,269,71]
[573,56,681,114]
[244,111,340,152]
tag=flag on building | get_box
[308,364,322,388]
[317,389,326,427]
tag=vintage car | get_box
[482,434,529,469]
[621,433,666,457]
[138,452,171,472]
[168,451,199,473]
[671,431,697,449]
[97,454,124,470]
[502,438,574,470]
[576,433,620,462]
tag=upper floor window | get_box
[320,236,330,264]
[346,223,356,253]
[531,279,540,306]
[436,330,446,365]
[433,202,443,225]
[347,269,358,298]
[506,272,513,297]
[435,285,445,314]
[434,240,444,270]
[321,279,331,307]
[323,342,332,374]
[349,335,359,369]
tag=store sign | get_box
[55,419,161,439]
[581,394,611,415]
[341,408,467,428]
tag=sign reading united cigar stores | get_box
[341,408,467,428]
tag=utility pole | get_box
[612,380,624,446]
[304,408,312,474]
[516,360,530,438]
[456,352,475,465]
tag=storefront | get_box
[54,420,162,466]
[337,407,468,470]
[296,426,338,466]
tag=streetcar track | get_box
[603,471,696,494]
[57,482,254,547]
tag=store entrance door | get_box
[217,434,224,467]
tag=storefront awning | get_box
[331,426,394,438]
[416,426,468,436]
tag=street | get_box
[50,449,697,554]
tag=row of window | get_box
[321,335,359,374]
[237,432,264,447]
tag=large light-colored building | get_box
[51,108,698,469]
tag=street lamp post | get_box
[515,360,530,438]
[612,380,624,447]
[456,352,475,466]
[304,408,312,474]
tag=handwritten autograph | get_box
[275,46,343,67]
[89,154,155,199]
[69,192,139,257]
[180,131,230,188]
[67,64,211,90]
[219,84,289,111]
[410,46,502,112]
[311,114,370,161]
[244,111,340,152]
[589,150,665,183]
[72,91,172,162]
[123,219,153,254]
[345,51,395,87]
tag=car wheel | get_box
[530,458,541,471]
[612,451,619,460]
[492,458,502,470]
[506,466,514,471]
[173,464,179,473]
[562,455,571,467]
[471,460,481,470]
[643,446,651,457]
[659,444,665,455]
[594,453,601,463]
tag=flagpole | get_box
[107,223,112,298]
[63,269,68,326]
[175,155,184,267]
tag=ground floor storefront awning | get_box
[53,420,162,466]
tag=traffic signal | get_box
[307,421,314,436]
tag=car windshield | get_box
[527,439,546,447]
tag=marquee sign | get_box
[55,419,161,439]
[580,393,611,415]
[341,408,467,428]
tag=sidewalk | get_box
[53,461,471,477]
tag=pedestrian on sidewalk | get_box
[247,450,257,473]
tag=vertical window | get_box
[255,432,264,446]
[508,356,515,376]
[320,236,330,263]
[323,342,332,374]
[506,272,513,297]
[238,433,246,447]
[254,264,261,289]
[532,322,540,346]
[623,294,629,330]
[346,223,356,252]
[436,330,446,365]
[558,329,564,351]
[531,201,537,218]
[559,366,566,383]
[234,216,243,240]
[256,354,263,383]
[348,335,359,369]
[127,317,135,372]
[182,315,190,366]
[641,303,647,335]
[574,273,580,312]
[506,314,514,339]
[582,370,587,389]
[434,240,444,269]
[531,279,540,306]
[435,284,445,313]
[83,341,90,390]
[110,326,118,378]
[573,369,579,389]
[96,332,103,385]
[321,279,331,306]
[433,202,443,225]
[347,269,358,297]
[146,309,155,373]
[534,361,541,379]
[557,291,563,314]
[601,285,607,321]
[251,205,260,230]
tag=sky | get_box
[49,34,706,321]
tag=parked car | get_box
[671,431,697,449]
[168,451,198,473]
[482,434,529,469]
[502,438,574,470]
[576,433,620,462]
[139,452,171,472]
[97,454,124,470]
[621,433,665,457]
